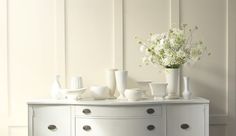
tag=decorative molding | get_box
[55,0,67,86]
[113,0,124,70]
[171,0,229,126]
[226,0,236,134]
[0,0,9,135]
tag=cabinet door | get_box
[32,106,71,136]
[166,105,205,136]
[76,118,163,136]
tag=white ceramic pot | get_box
[165,68,180,99]
[182,76,192,99]
[105,68,117,98]
[115,70,128,99]
[136,81,152,97]
[149,82,167,100]
[70,76,83,89]
[61,88,86,100]
[90,86,109,100]
[124,88,143,101]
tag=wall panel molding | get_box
[226,0,236,135]
[55,0,67,86]
[113,0,124,70]
[0,0,9,135]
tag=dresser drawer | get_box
[166,105,205,136]
[32,106,71,136]
[75,105,161,117]
[76,117,164,136]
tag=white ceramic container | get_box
[136,81,152,97]
[51,75,63,100]
[115,70,128,99]
[105,69,117,97]
[90,86,110,100]
[149,82,168,100]
[182,76,192,99]
[124,88,144,101]
[165,68,180,99]
[61,88,86,100]
[70,76,83,89]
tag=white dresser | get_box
[28,98,209,136]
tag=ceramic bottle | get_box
[51,75,63,99]
[182,76,192,100]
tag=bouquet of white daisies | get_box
[136,24,209,68]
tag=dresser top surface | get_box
[28,97,209,105]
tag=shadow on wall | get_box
[184,59,227,115]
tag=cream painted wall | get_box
[0,0,235,136]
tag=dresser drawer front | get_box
[76,118,163,136]
[32,106,71,136]
[166,105,205,136]
[75,105,161,117]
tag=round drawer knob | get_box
[146,108,155,114]
[180,123,190,129]
[83,125,91,131]
[82,109,91,114]
[48,125,57,131]
[147,125,155,131]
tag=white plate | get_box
[62,88,86,93]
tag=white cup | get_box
[70,76,83,89]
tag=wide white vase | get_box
[165,68,180,99]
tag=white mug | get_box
[70,76,83,89]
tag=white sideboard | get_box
[28,97,209,136]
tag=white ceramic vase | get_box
[165,68,180,99]
[105,69,117,98]
[182,76,192,99]
[115,70,128,99]
[51,75,63,99]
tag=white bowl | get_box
[90,86,109,100]
[149,82,167,100]
[61,88,86,100]
[124,88,144,101]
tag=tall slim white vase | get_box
[165,68,180,99]
[105,69,117,98]
[182,76,192,99]
[115,70,128,99]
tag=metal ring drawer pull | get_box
[83,125,91,131]
[146,108,155,114]
[82,109,91,114]
[180,123,190,129]
[48,125,57,131]
[147,125,155,131]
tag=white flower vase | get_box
[115,70,128,99]
[165,68,180,99]
[182,76,192,99]
[51,75,63,99]
[105,68,117,98]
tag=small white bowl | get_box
[124,88,144,101]
[149,82,167,100]
[90,86,109,100]
[61,88,86,100]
